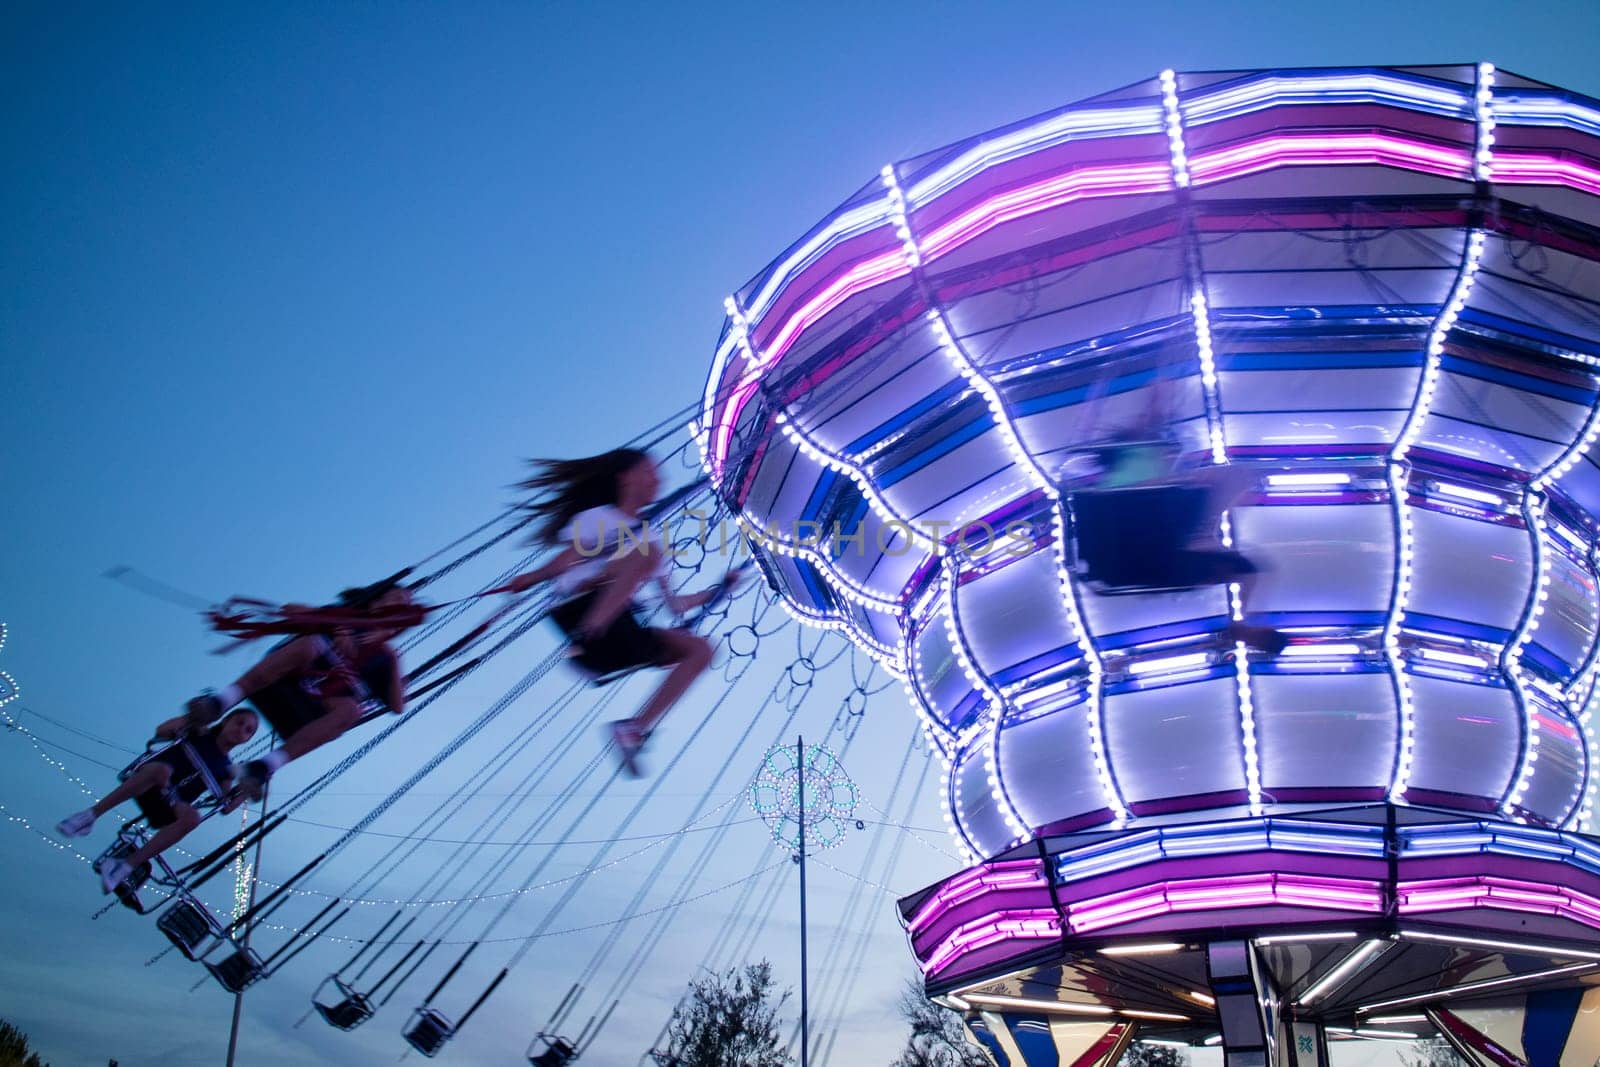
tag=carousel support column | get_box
[1207,941,1290,1067]
[1284,1020,1329,1067]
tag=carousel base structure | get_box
[898,805,1600,1066]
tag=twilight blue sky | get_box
[5,3,1600,1064]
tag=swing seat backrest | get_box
[1071,484,1208,587]
[528,1034,578,1067]
[405,1008,456,1058]
[205,945,266,994]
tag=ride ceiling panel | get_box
[913,614,985,736]
[1419,372,1589,470]
[1234,503,1396,616]
[868,608,903,649]
[1404,675,1521,807]
[955,741,1015,854]
[1562,454,1600,518]
[953,278,1190,372]
[1252,672,1397,797]
[997,702,1108,833]
[1219,365,1420,414]
[944,241,1188,340]
[901,459,1033,541]
[1404,505,1535,637]
[1018,376,1207,462]
[801,345,952,451]
[956,547,1082,679]
[1516,692,1585,823]
[1079,585,1232,646]
[1102,677,1246,808]
[1530,540,1599,677]
[1472,239,1600,344]
[742,434,822,533]
[845,508,928,594]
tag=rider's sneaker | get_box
[56,809,96,838]
[98,858,133,895]
[609,720,647,778]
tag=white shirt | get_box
[553,505,667,599]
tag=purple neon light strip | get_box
[708,134,1600,472]
[1187,131,1473,184]
[910,818,1600,974]
[1494,150,1600,195]
[908,860,1050,934]
[915,870,1383,974]
[1398,874,1600,928]
[921,908,1062,975]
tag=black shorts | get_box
[550,591,669,677]
[131,749,205,829]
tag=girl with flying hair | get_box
[507,448,740,776]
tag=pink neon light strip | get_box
[710,134,1596,474]
[917,161,1172,261]
[922,908,1061,975]
[916,872,1384,974]
[1188,132,1473,185]
[1493,150,1600,196]
[908,861,1049,934]
[1398,874,1600,928]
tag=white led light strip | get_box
[1182,71,1475,126]
[942,561,1029,845]
[1474,62,1496,182]
[1499,492,1547,819]
[1384,228,1488,800]
[770,412,943,559]
[729,513,904,615]
[1166,70,1258,812]
[777,596,905,678]
[883,161,1124,824]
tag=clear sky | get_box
[5,2,1600,1064]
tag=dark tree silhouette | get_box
[890,982,989,1067]
[1399,1038,1467,1067]
[0,1020,48,1067]
[1119,1041,1189,1067]
[650,961,794,1067]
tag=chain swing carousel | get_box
[700,63,1600,1065]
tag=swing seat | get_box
[405,1007,456,1058]
[205,945,266,993]
[1071,484,1241,594]
[314,976,375,1030]
[95,832,155,913]
[528,1032,578,1066]
[157,895,226,960]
